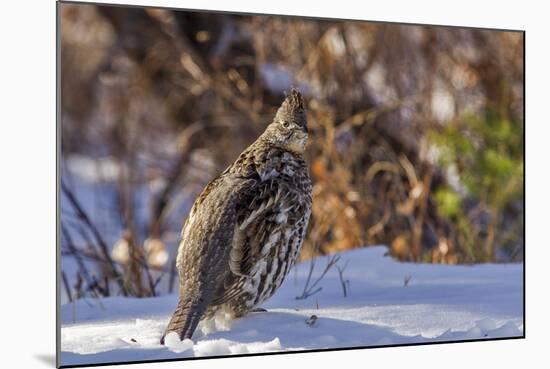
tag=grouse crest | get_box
[161,89,312,343]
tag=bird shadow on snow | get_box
[209,310,421,348]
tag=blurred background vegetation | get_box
[59,3,523,300]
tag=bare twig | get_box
[61,222,94,291]
[336,260,350,297]
[153,269,168,290]
[143,257,157,297]
[296,254,341,300]
[168,255,177,294]
[61,180,128,296]
[62,271,73,303]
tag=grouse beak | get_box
[294,130,308,140]
[296,123,308,138]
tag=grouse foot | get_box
[251,307,268,313]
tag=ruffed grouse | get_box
[161,89,312,344]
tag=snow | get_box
[60,246,523,366]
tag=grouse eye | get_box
[282,121,290,128]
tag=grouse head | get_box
[261,88,308,155]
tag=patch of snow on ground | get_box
[60,246,523,366]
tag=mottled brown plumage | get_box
[161,89,312,344]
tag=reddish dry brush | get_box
[59,4,523,298]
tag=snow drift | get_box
[60,246,523,366]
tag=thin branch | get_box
[336,260,350,297]
[142,256,157,297]
[61,180,128,296]
[168,256,177,294]
[296,254,341,300]
[62,271,73,303]
[153,269,167,290]
[61,222,94,290]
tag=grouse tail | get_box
[160,298,206,344]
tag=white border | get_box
[2,0,547,368]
